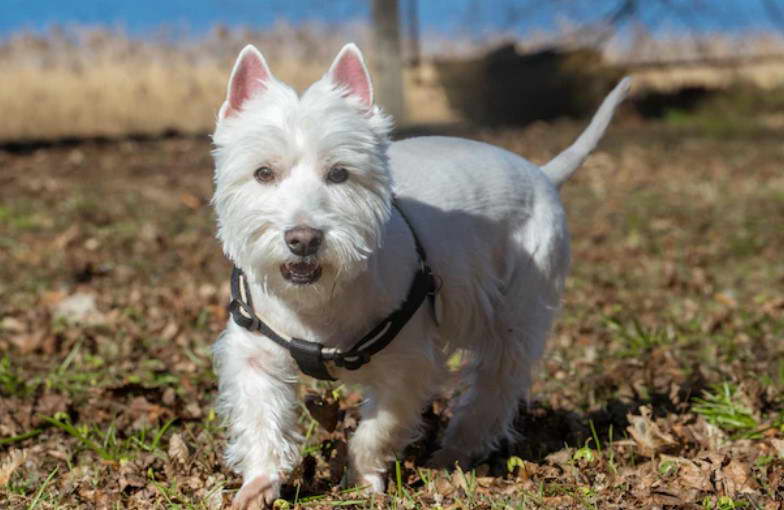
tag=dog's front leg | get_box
[213,326,302,509]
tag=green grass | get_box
[663,84,784,138]
[604,317,673,358]
[692,383,759,439]
[701,495,750,510]
[40,412,176,463]
[0,355,30,397]
[0,204,49,232]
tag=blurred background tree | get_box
[372,0,406,121]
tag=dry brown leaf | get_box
[304,394,340,433]
[688,419,726,452]
[168,433,189,464]
[476,476,495,488]
[327,439,348,485]
[0,449,27,485]
[433,476,456,497]
[204,486,224,510]
[451,469,469,494]
[721,459,758,496]
[47,449,70,461]
[626,405,677,457]
[770,438,784,458]
[34,392,70,420]
[52,292,106,325]
[650,489,685,505]
[677,460,712,492]
[160,321,180,342]
[186,475,203,490]
[162,387,176,406]
[40,290,66,307]
[129,396,169,428]
[184,402,203,419]
[514,460,538,481]
[118,472,146,493]
[53,224,81,250]
[542,495,571,506]
[545,448,573,466]
[10,331,47,354]
[0,316,26,333]
[180,192,202,209]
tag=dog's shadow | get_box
[407,372,709,478]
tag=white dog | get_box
[211,42,629,508]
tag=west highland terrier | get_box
[211,42,630,508]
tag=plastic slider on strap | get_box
[334,351,371,370]
[249,317,263,332]
[288,338,336,381]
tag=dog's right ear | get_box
[219,45,273,120]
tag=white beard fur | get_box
[210,42,630,508]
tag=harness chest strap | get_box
[227,202,437,381]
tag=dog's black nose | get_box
[284,226,323,256]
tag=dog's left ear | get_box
[327,43,373,108]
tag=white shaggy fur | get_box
[210,43,630,508]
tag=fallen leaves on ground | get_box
[1,122,783,508]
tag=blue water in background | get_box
[0,0,778,39]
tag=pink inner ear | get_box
[332,50,372,107]
[226,50,270,117]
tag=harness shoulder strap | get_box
[335,265,433,370]
[393,201,437,312]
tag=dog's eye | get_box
[254,166,275,183]
[327,166,349,184]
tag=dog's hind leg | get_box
[431,264,562,468]
[428,336,537,468]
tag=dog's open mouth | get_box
[281,261,322,285]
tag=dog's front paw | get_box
[232,475,281,510]
[427,447,473,470]
[359,472,386,494]
[347,468,386,495]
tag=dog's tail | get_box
[542,77,632,188]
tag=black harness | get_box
[228,202,437,381]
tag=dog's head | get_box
[212,44,393,306]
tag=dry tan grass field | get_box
[3,26,784,141]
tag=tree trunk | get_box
[371,0,406,122]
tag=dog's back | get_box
[388,76,630,361]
